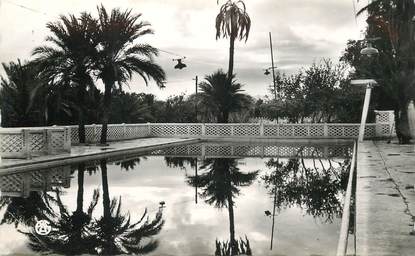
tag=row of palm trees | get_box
[31,5,165,144]
[0,1,252,142]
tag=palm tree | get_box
[199,70,251,123]
[18,164,99,255]
[93,159,165,255]
[33,13,98,143]
[216,0,251,79]
[95,5,166,144]
[0,60,43,127]
[187,158,257,255]
[357,0,415,143]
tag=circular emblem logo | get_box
[35,220,52,236]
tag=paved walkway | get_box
[0,137,199,174]
[357,140,415,256]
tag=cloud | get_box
[0,0,367,99]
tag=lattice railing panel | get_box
[294,126,309,137]
[0,133,24,153]
[234,145,262,156]
[279,125,294,137]
[71,128,79,144]
[30,132,46,152]
[0,173,23,193]
[125,126,149,139]
[375,110,394,123]
[205,145,233,156]
[51,131,65,150]
[107,125,124,141]
[342,125,359,137]
[233,125,260,136]
[364,125,376,137]
[328,126,345,137]
[263,125,279,136]
[327,145,353,158]
[205,125,232,136]
[309,126,325,137]
[151,125,176,136]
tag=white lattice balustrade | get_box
[0,127,70,159]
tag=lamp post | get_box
[351,79,378,142]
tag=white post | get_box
[359,85,373,142]
[260,121,264,136]
[201,123,206,136]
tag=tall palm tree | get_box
[216,0,251,79]
[95,5,166,144]
[187,158,257,255]
[0,60,43,127]
[199,70,251,123]
[357,0,415,143]
[93,159,164,255]
[33,13,98,143]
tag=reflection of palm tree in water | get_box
[15,160,165,255]
[187,158,257,256]
[92,159,165,255]
[20,163,100,254]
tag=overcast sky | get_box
[0,0,368,100]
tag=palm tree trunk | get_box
[227,195,237,255]
[100,160,111,220]
[228,36,235,79]
[395,102,412,144]
[100,83,112,144]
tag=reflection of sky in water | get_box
[0,155,346,256]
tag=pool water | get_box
[0,142,352,256]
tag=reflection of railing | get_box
[149,143,353,159]
[0,127,71,159]
[0,166,71,198]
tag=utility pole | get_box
[269,32,279,123]
[269,32,277,101]
[193,76,198,122]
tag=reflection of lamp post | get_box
[265,185,278,250]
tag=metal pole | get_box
[195,158,198,204]
[358,84,373,142]
[269,32,277,101]
[270,176,277,250]
[195,76,198,122]
[269,32,279,123]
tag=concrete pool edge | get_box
[356,140,415,256]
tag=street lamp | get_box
[173,57,187,69]
[360,42,379,57]
[360,37,381,57]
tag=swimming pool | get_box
[0,141,353,255]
